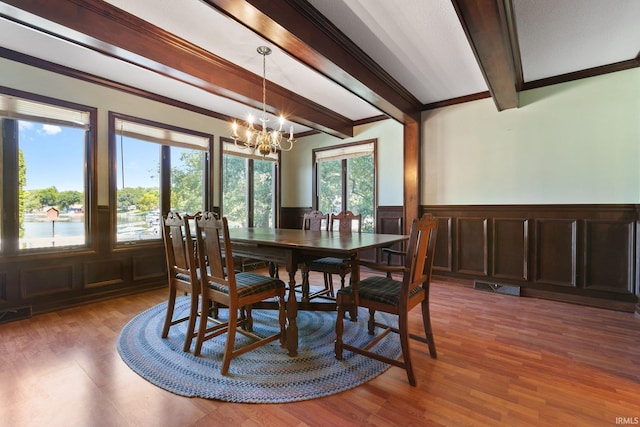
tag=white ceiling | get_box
[1,0,639,136]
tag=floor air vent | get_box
[0,306,33,324]
[473,281,521,296]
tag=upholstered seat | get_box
[193,212,287,375]
[308,210,361,297]
[335,214,438,386]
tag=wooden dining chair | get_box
[299,210,331,300]
[161,211,200,352]
[307,210,362,297]
[193,212,287,375]
[334,214,438,386]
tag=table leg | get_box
[286,268,298,356]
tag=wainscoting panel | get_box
[584,220,635,293]
[433,217,453,272]
[84,259,125,288]
[423,205,639,312]
[132,251,166,281]
[456,217,488,276]
[534,219,577,288]
[493,218,528,281]
[20,264,74,298]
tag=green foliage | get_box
[137,192,159,212]
[58,190,83,210]
[318,154,375,232]
[222,154,248,227]
[34,186,59,207]
[170,150,204,214]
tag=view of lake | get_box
[19,216,161,249]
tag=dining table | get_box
[227,227,408,356]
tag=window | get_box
[0,89,95,253]
[314,141,376,232]
[110,113,211,243]
[221,138,278,228]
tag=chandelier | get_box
[231,46,295,156]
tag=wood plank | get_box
[0,270,639,426]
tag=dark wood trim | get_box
[451,0,519,110]
[0,47,230,122]
[2,0,354,139]
[521,57,640,91]
[422,91,492,111]
[424,204,639,312]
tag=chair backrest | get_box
[302,210,329,231]
[330,210,362,233]
[402,214,438,296]
[195,212,237,296]
[162,211,199,291]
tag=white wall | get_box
[281,119,404,207]
[422,67,640,204]
[1,57,230,206]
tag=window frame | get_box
[312,139,377,232]
[108,112,213,247]
[0,87,97,256]
[219,137,281,228]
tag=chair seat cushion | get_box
[337,275,423,306]
[310,257,349,269]
[208,272,284,297]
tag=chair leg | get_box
[334,293,346,360]
[398,309,416,386]
[324,273,335,297]
[182,293,199,352]
[161,286,177,338]
[278,293,287,347]
[421,299,437,358]
[221,309,238,376]
[193,297,210,357]
[367,308,376,335]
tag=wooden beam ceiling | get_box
[202,0,423,125]
[451,0,519,111]
[2,0,354,138]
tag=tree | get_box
[58,190,83,210]
[137,192,159,212]
[30,186,58,207]
[171,150,204,214]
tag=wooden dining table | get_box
[227,227,408,356]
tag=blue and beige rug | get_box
[117,297,400,403]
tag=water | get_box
[21,221,86,248]
[24,221,85,237]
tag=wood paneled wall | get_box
[423,205,639,313]
[0,206,166,320]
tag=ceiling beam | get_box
[202,0,422,124]
[451,0,519,111]
[1,0,354,138]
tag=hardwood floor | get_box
[1,270,639,427]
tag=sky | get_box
[20,121,158,192]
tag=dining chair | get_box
[299,210,331,300]
[307,210,362,297]
[193,212,287,375]
[161,211,200,352]
[334,214,438,386]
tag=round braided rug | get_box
[117,296,400,403]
